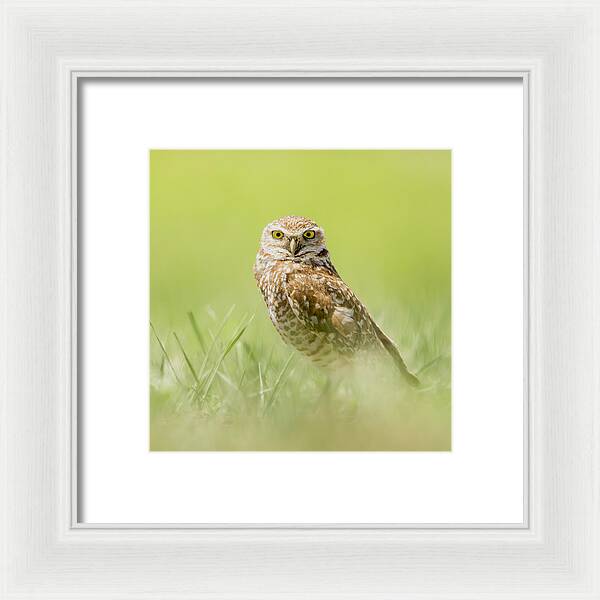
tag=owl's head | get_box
[258,215,328,262]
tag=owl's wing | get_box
[285,271,374,351]
[286,270,420,385]
[371,321,420,386]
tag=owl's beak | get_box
[289,238,298,256]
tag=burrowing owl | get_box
[253,215,419,386]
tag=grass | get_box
[150,305,451,451]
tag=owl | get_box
[253,215,419,386]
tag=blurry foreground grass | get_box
[150,306,451,451]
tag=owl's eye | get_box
[271,230,284,239]
[303,230,316,240]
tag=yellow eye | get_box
[303,230,315,239]
[271,230,284,239]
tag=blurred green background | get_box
[150,150,451,451]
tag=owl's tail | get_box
[372,323,420,388]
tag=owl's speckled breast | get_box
[255,261,346,367]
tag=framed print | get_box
[79,78,523,525]
[2,1,599,599]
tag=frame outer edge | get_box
[0,1,8,599]
[3,1,600,598]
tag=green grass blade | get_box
[258,363,265,408]
[415,353,448,376]
[209,305,236,348]
[262,347,275,384]
[242,341,259,366]
[173,331,199,384]
[222,316,254,359]
[187,311,206,353]
[264,352,295,412]
[150,321,185,388]
[195,316,254,405]
[238,365,247,389]
[216,370,240,392]
[194,306,237,384]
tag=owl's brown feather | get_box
[284,268,373,355]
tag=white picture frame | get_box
[1,1,599,598]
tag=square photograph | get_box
[150,150,451,450]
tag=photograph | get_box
[150,149,451,450]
